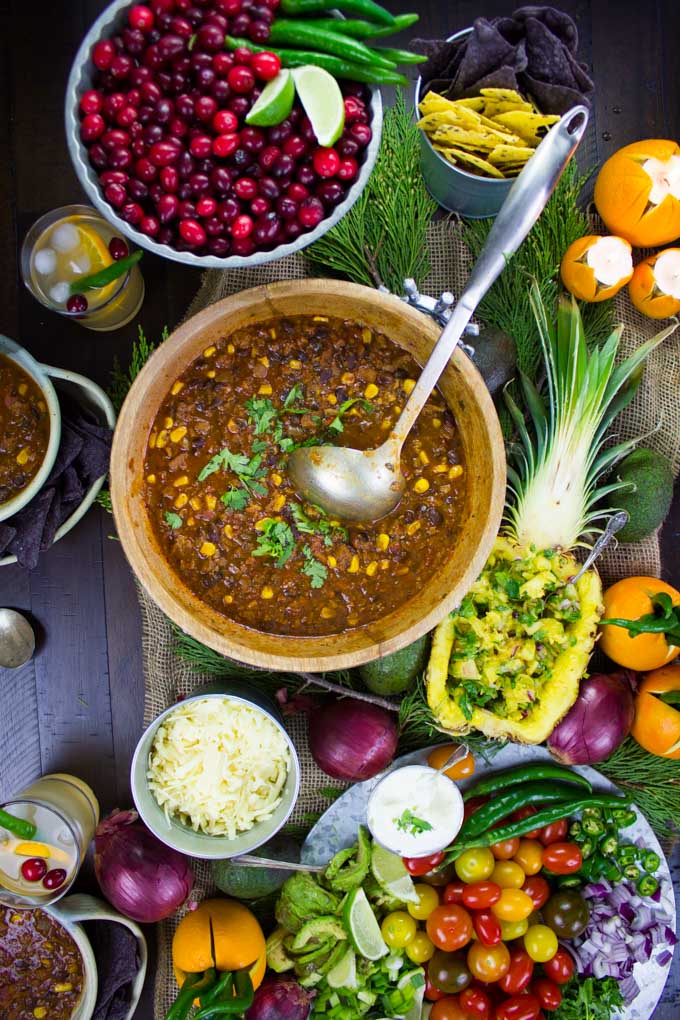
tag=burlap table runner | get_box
[140,220,680,1018]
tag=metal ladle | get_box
[288,106,589,522]
[0,609,36,669]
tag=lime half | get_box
[343,887,388,961]
[246,69,295,127]
[326,948,358,989]
[292,65,346,146]
[371,845,419,905]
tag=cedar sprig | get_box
[596,738,679,843]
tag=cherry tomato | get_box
[510,806,541,839]
[473,910,502,947]
[409,882,442,920]
[426,971,448,1001]
[428,744,476,780]
[541,843,583,875]
[498,918,529,941]
[513,840,544,876]
[427,905,474,952]
[404,851,445,876]
[406,931,436,964]
[429,950,472,994]
[462,881,502,910]
[542,891,589,938]
[523,925,558,963]
[250,51,281,81]
[443,881,466,904]
[423,862,458,887]
[542,947,575,985]
[430,996,468,1020]
[491,889,534,923]
[491,861,526,889]
[532,978,562,1012]
[498,947,534,995]
[381,910,417,949]
[491,837,521,860]
[522,875,551,911]
[464,795,489,822]
[460,984,493,1019]
[495,993,541,1020]
[455,848,496,883]
[537,819,568,846]
[467,941,511,983]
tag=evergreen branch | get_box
[597,738,679,843]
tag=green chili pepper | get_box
[604,862,622,882]
[459,782,589,840]
[642,850,660,873]
[569,821,583,839]
[582,815,605,836]
[0,808,37,840]
[193,971,254,1019]
[224,36,408,85]
[302,13,420,39]
[612,808,637,828]
[165,970,218,1020]
[267,19,396,68]
[280,0,397,27]
[369,45,426,64]
[623,864,641,881]
[599,834,619,856]
[601,592,680,645]
[198,973,234,1009]
[616,845,638,866]
[579,837,595,859]
[69,250,142,295]
[581,806,602,819]
[557,875,583,889]
[637,874,659,897]
[462,764,592,801]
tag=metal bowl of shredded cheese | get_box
[131,690,300,859]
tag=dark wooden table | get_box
[1,1,678,1016]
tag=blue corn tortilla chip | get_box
[84,920,140,1020]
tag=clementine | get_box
[594,139,680,247]
[631,665,680,759]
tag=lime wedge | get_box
[326,947,358,989]
[246,69,295,127]
[292,65,346,146]
[343,887,388,961]
[371,844,419,905]
[398,968,426,1020]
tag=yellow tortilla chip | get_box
[493,111,560,146]
[435,145,506,179]
[487,143,536,166]
[479,87,530,105]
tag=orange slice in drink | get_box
[74,224,117,304]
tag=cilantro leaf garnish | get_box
[245,396,278,435]
[290,502,348,545]
[393,809,433,836]
[301,544,328,589]
[252,518,295,568]
[199,445,267,500]
[221,487,249,511]
[328,397,374,433]
[164,511,182,529]
[284,383,305,408]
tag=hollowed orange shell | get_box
[594,139,680,247]
[560,235,633,302]
[628,248,680,319]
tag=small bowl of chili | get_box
[0,336,61,524]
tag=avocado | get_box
[211,834,299,900]
[612,448,673,542]
[359,634,430,695]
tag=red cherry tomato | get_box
[532,978,562,1012]
[491,837,521,860]
[522,875,551,911]
[541,843,583,875]
[473,910,502,947]
[251,51,282,81]
[460,984,493,1019]
[498,947,534,995]
[463,795,489,823]
[510,806,541,839]
[404,852,445,877]
[542,947,575,985]
[431,996,468,1020]
[537,819,568,846]
[426,905,474,952]
[443,881,466,904]
[425,971,448,1001]
[494,993,541,1020]
[463,881,502,910]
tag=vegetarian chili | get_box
[143,315,466,636]
[0,354,50,507]
[0,907,84,1020]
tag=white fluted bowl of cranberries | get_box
[66,0,382,268]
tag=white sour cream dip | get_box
[367,764,464,857]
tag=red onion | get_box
[245,978,313,1020]
[94,809,193,922]
[308,699,399,780]
[548,671,637,765]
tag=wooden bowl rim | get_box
[111,279,506,671]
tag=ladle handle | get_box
[390,105,589,445]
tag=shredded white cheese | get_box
[147,697,290,838]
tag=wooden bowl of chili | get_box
[110,280,505,672]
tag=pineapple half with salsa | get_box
[427,284,675,743]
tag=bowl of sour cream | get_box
[367,764,464,858]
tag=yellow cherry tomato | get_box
[524,924,559,963]
[406,930,436,964]
[491,860,526,889]
[467,940,511,983]
[491,888,534,922]
[454,848,495,884]
[499,918,529,941]
[513,839,544,876]
[408,883,441,920]
[381,911,417,949]
[427,744,476,780]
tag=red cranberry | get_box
[248,20,271,43]
[312,147,340,178]
[126,88,142,107]
[227,95,251,117]
[218,197,240,222]
[259,144,280,170]
[190,172,210,195]
[109,146,133,170]
[131,65,153,86]
[80,89,103,115]
[343,96,365,122]
[250,195,270,216]
[210,166,233,193]
[253,211,281,245]
[227,65,255,94]
[342,81,368,100]
[176,150,196,177]
[89,144,108,169]
[143,123,164,144]
[141,214,160,236]
[208,236,231,256]
[212,132,240,158]
[287,182,308,201]
[197,23,225,51]
[151,0,176,10]
[100,170,129,186]
[189,134,212,158]
[128,178,149,201]
[171,15,192,36]
[212,52,233,75]
[67,292,89,314]
[102,128,131,150]
[230,14,252,36]
[213,109,238,134]
[298,196,324,229]
[316,179,344,206]
[93,39,116,70]
[175,94,195,119]
[204,215,225,236]
[240,126,265,153]
[272,153,295,178]
[268,120,292,144]
[154,98,175,123]
[117,105,138,128]
[259,176,280,200]
[276,195,298,220]
[157,226,174,245]
[81,113,105,142]
[42,868,68,891]
[337,157,358,182]
[337,137,359,159]
[210,79,230,104]
[144,43,164,69]
[295,163,316,187]
[21,857,47,882]
[195,66,216,90]
[218,0,243,13]
[234,176,257,199]
[142,81,163,104]
[179,218,207,245]
[129,4,155,30]
[110,54,133,80]
[231,213,253,238]
[123,27,147,56]
[231,235,255,256]
[350,122,372,146]
[178,181,193,200]
[149,140,181,165]
[285,219,303,240]
[195,95,217,122]
[251,51,280,81]
[169,116,189,138]
[159,33,186,61]
[157,193,180,222]
[160,165,180,191]
[135,157,158,182]
[204,12,228,31]
[196,195,217,217]
[283,135,306,159]
[109,237,129,259]
[178,199,196,218]
[157,10,174,31]
[103,92,127,118]
[131,137,147,158]
[298,116,315,143]
[150,182,164,203]
[122,201,144,224]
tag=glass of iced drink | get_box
[21,205,144,332]
[0,774,99,908]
